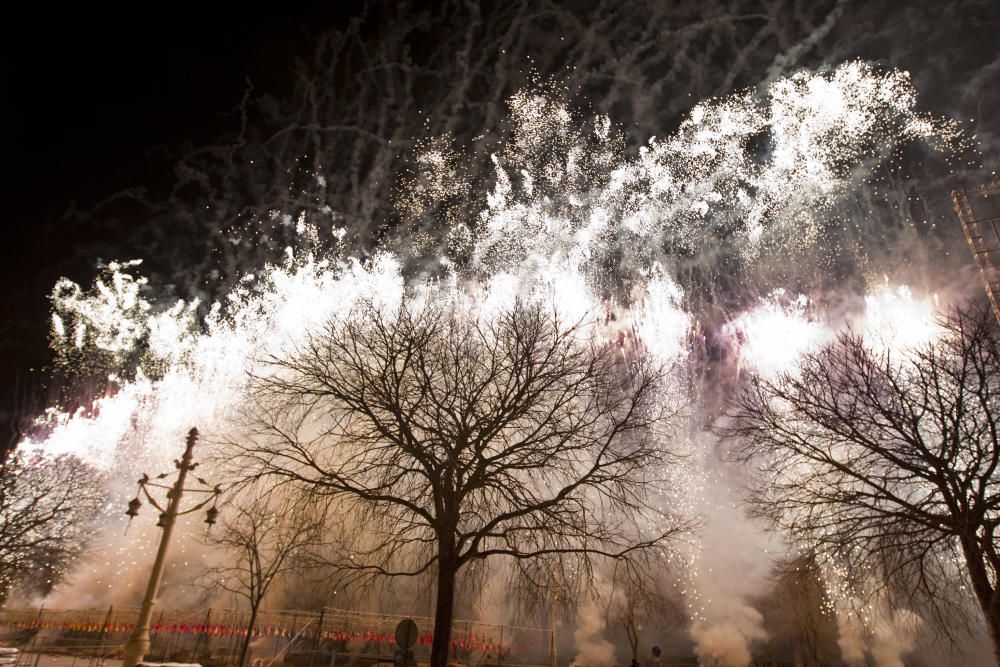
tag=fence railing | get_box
[0,607,551,667]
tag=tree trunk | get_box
[977,594,1000,667]
[625,616,638,662]
[239,605,261,667]
[976,597,1000,667]
[430,558,458,667]
[960,537,1000,666]
[792,640,803,667]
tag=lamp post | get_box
[121,427,221,667]
[549,586,558,667]
[547,560,563,667]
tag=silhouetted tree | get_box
[762,554,837,667]
[726,299,1000,665]
[204,490,324,667]
[232,297,684,667]
[606,560,681,663]
[0,453,103,603]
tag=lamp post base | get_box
[122,630,150,667]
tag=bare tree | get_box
[231,297,683,667]
[724,298,1000,664]
[204,490,324,667]
[0,452,104,603]
[762,554,836,667]
[605,560,681,664]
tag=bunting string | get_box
[0,613,541,657]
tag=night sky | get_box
[1,7,363,442]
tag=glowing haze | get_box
[21,61,965,666]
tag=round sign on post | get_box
[395,619,419,649]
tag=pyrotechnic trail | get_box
[19,61,968,665]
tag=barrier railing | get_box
[0,608,551,667]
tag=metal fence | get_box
[0,607,551,667]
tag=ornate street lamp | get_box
[121,427,222,667]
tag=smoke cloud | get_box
[571,587,617,667]
[12,15,994,660]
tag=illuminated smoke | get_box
[20,61,966,664]
[871,609,922,667]
[570,586,617,667]
[686,486,771,667]
[724,290,829,379]
[855,281,940,354]
[836,611,867,666]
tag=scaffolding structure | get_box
[953,181,1000,324]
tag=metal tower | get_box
[953,181,1000,324]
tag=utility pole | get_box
[549,588,558,667]
[548,561,561,667]
[121,428,221,667]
